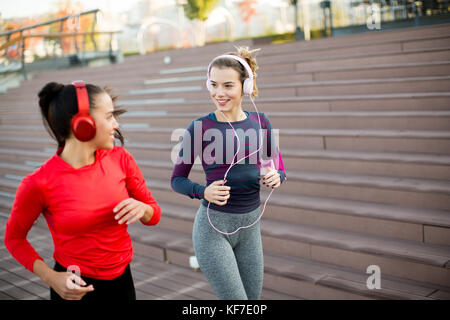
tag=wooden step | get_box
[14,40,446,90]
[0,135,56,150]
[126,218,450,298]
[135,61,450,87]
[122,75,450,100]
[2,139,450,183]
[128,157,450,211]
[118,110,450,131]
[158,166,450,210]
[279,148,450,181]
[0,147,53,164]
[151,192,450,245]
[111,92,450,111]
[137,215,450,288]
[5,34,450,99]
[4,110,450,131]
[1,159,448,246]
[258,24,450,57]
[0,161,37,177]
[2,91,450,112]
[257,37,449,64]
[3,133,449,209]
[129,144,450,181]
[116,125,450,155]
[262,253,447,300]
[149,182,450,243]
[7,73,450,103]
[1,150,449,232]
[17,59,449,97]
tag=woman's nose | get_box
[214,87,225,97]
[112,117,119,130]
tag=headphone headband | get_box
[207,54,253,81]
[72,81,90,115]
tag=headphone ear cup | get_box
[206,79,212,92]
[243,78,253,96]
[71,114,96,142]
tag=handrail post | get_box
[82,33,87,66]
[20,33,27,80]
[91,11,98,51]
[3,34,10,61]
[413,1,421,27]
[109,32,115,63]
[320,0,332,37]
[73,16,81,64]
[292,0,304,41]
[59,19,64,58]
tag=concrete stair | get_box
[1,22,450,299]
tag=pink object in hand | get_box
[260,159,275,176]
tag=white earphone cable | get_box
[206,96,275,236]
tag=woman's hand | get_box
[204,180,230,206]
[114,198,151,225]
[34,259,93,300]
[47,270,94,300]
[263,170,281,189]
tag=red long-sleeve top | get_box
[4,146,161,280]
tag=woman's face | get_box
[209,66,243,113]
[90,92,119,150]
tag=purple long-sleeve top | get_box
[170,111,286,214]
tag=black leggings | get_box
[50,261,136,301]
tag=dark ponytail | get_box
[38,82,64,118]
[37,82,126,149]
[38,82,73,148]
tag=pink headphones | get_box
[206,54,254,96]
[71,80,96,142]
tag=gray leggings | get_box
[192,203,264,300]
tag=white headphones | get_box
[206,54,254,96]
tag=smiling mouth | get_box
[216,99,229,106]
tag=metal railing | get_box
[0,9,121,80]
[294,0,450,39]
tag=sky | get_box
[0,0,141,19]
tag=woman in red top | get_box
[4,82,161,300]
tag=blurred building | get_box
[109,0,450,54]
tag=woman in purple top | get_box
[171,47,286,300]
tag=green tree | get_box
[183,0,220,21]
[181,0,220,46]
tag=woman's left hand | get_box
[263,170,281,189]
[113,198,149,225]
